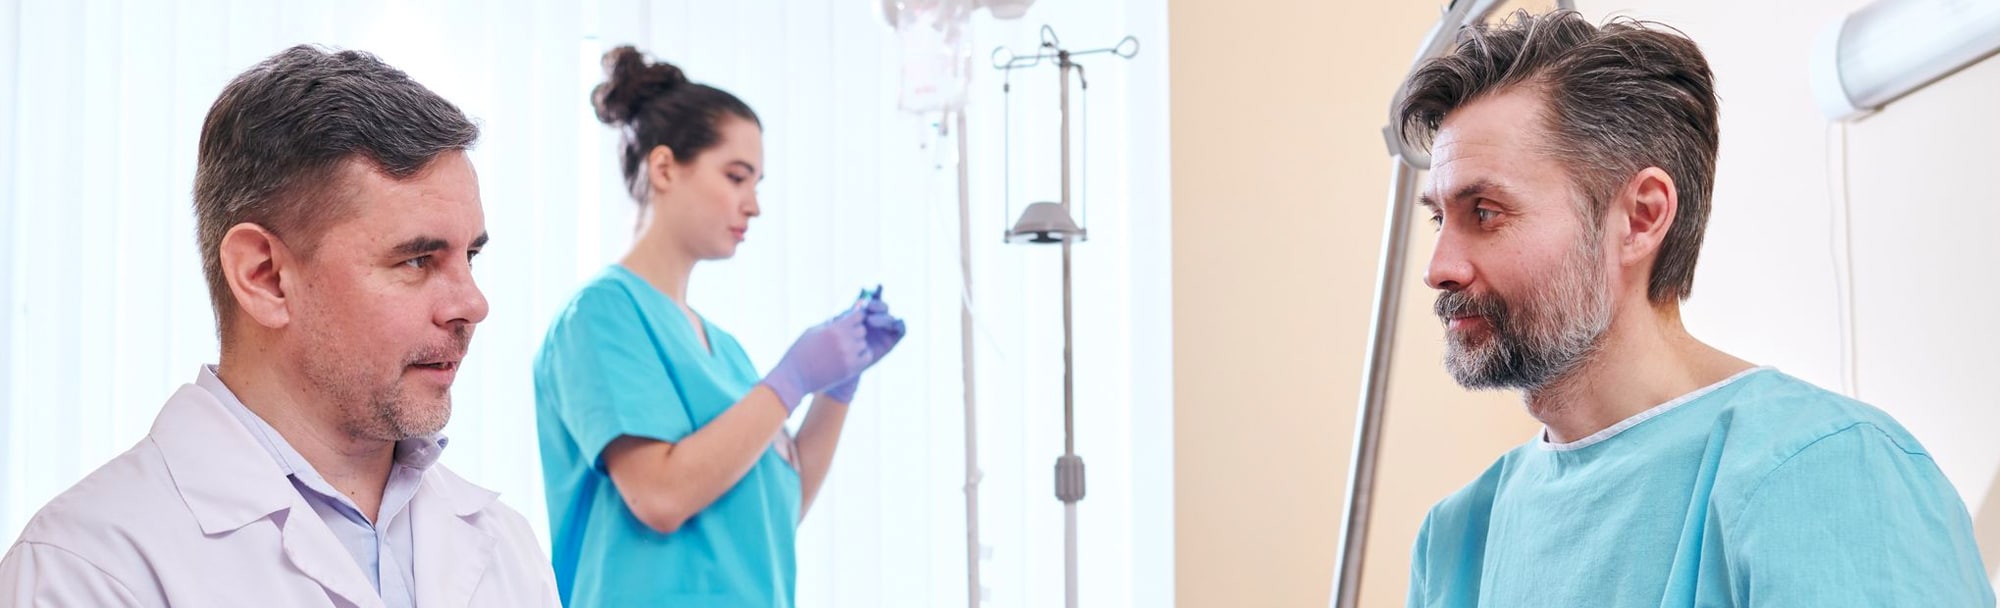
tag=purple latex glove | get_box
[760,303,874,412]
[821,286,908,404]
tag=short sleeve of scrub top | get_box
[537,283,696,463]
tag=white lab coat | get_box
[0,384,561,607]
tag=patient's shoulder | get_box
[1709,370,1929,470]
[1705,370,1940,514]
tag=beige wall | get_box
[1173,0,2000,605]
[1168,1,1544,606]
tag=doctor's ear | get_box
[218,223,295,331]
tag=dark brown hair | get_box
[1398,11,1720,304]
[194,44,478,341]
[592,45,760,202]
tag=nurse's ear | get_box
[218,222,293,331]
[645,144,681,199]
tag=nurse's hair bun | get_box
[588,45,758,203]
[592,45,687,126]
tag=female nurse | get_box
[533,45,906,608]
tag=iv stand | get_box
[994,26,1138,608]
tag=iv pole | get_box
[994,26,1138,608]
[1330,2,1572,607]
[955,108,984,608]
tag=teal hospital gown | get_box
[1408,367,1994,608]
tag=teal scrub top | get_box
[535,265,800,608]
[1407,367,1994,608]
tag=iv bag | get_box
[886,0,975,113]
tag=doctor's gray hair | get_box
[193,45,478,342]
[1397,11,1719,304]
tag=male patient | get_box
[1398,11,1992,608]
[0,46,558,606]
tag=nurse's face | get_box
[1420,87,1613,391]
[655,115,763,261]
[284,151,489,441]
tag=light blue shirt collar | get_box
[196,364,440,608]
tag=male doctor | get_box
[0,46,559,607]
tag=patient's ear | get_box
[1613,166,1678,269]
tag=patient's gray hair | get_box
[1399,10,1720,304]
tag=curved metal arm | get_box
[992,27,1140,71]
[1380,0,1503,169]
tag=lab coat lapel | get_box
[149,383,383,608]
[277,503,387,608]
[411,468,498,608]
[150,385,294,534]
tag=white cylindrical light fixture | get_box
[1812,0,2000,121]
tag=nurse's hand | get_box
[862,287,908,359]
[820,288,908,404]
[761,303,874,412]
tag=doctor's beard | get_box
[304,326,471,442]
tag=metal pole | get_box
[1059,55,1075,459]
[955,110,984,608]
[1056,50,1085,608]
[1330,157,1423,608]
